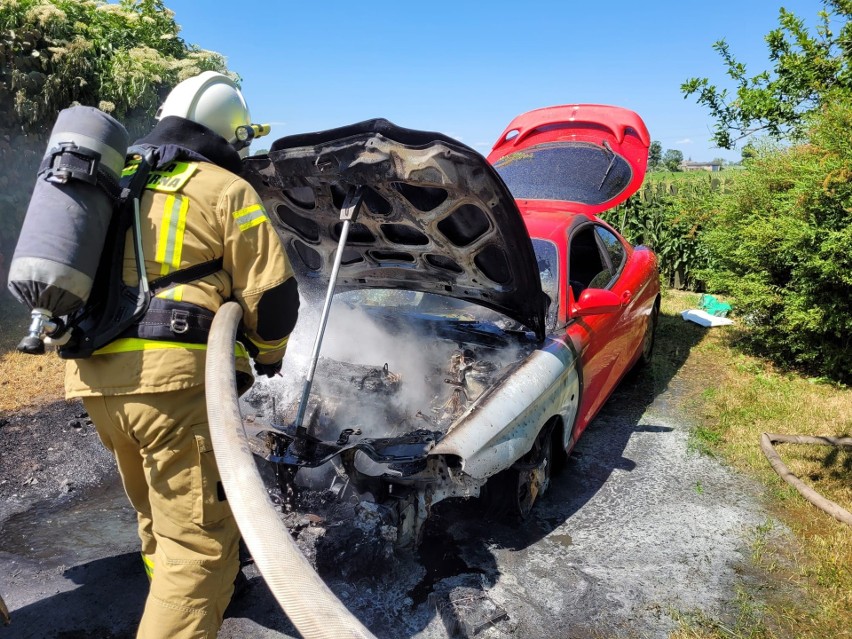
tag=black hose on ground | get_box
[760,433,852,528]
[206,301,378,639]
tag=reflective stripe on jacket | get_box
[65,158,297,398]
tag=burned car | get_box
[239,105,659,545]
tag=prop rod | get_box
[294,185,364,434]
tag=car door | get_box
[566,222,634,437]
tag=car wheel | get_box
[633,299,659,371]
[484,426,552,520]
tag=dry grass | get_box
[0,297,67,412]
[661,289,852,639]
[0,349,66,412]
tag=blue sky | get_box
[165,0,827,162]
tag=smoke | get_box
[255,290,529,443]
[263,298,449,439]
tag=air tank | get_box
[7,105,129,353]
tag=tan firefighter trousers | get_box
[83,385,240,639]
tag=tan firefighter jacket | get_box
[66,157,297,398]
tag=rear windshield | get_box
[493,141,632,204]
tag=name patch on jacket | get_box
[144,162,199,192]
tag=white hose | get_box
[760,432,852,527]
[206,302,378,639]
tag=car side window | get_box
[595,226,626,274]
[568,225,612,298]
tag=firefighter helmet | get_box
[157,71,255,155]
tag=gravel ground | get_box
[0,399,115,525]
[0,368,782,639]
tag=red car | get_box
[239,104,659,545]
[487,104,659,452]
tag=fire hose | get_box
[206,301,377,639]
[0,591,9,625]
[760,433,852,528]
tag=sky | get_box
[164,0,829,163]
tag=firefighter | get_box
[64,71,299,638]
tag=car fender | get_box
[430,336,579,479]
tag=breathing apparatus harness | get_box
[9,109,262,359]
[56,145,238,359]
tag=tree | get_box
[741,143,757,162]
[710,157,726,167]
[0,0,230,136]
[0,0,231,291]
[648,141,662,169]
[681,1,852,149]
[662,149,683,171]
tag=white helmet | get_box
[157,71,256,155]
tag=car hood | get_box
[486,104,650,216]
[242,119,548,340]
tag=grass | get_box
[0,295,67,412]
[659,289,852,639]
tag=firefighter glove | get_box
[254,360,282,378]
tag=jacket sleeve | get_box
[218,177,299,364]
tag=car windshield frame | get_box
[334,289,510,324]
[531,238,559,331]
[333,238,559,334]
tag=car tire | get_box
[632,298,659,372]
[483,426,553,521]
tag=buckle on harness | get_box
[43,142,100,185]
[169,310,190,335]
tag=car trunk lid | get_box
[486,104,650,216]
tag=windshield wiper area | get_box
[598,139,616,190]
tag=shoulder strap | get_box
[149,257,224,296]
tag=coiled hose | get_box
[760,433,852,527]
[206,301,378,639]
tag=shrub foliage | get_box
[700,94,852,383]
[0,0,229,288]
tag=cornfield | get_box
[601,172,733,290]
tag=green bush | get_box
[0,0,230,291]
[699,92,852,384]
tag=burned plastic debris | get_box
[429,581,509,638]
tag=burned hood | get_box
[242,119,548,340]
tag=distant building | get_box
[680,160,723,172]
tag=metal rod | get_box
[133,196,149,295]
[294,186,363,432]
[132,149,157,296]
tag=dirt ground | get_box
[0,335,783,639]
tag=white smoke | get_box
[255,290,528,442]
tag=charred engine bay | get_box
[281,347,511,448]
[244,300,536,546]
[266,336,532,477]
[262,298,534,466]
